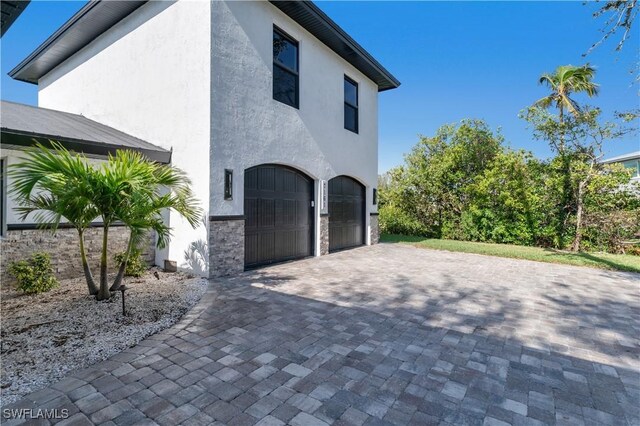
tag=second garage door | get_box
[244,164,314,268]
[329,176,365,252]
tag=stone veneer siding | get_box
[1,226,155,287]
[209,218,244,278]
[320,215,329,255]
[370,214,380,245]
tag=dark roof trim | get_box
[1,0,30,37]
[9,0,147,84]
[269,1,400,91]
[1,131,171,164]
[10,0,399,92]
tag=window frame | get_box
[273,26,300,109]
[344,75,359,133]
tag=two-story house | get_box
[3,0,399,278]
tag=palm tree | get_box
[91,150,202,300]
[535,64,599,148]
[11,143,202,301]
[534,64,599,249]
[108,152,202,291]
[10,143,100,295]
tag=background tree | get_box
[380,120,504,240]
[462,150,549,245]
[535,64,599,131]
[586,0,638,54]
[523,106,638,251]
[534,64,599,246]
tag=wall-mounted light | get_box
[224,169,233,200]
[373,188,377,205]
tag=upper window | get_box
[344,76,358,133]
[273,27,299,108]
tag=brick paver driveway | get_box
[4,244,639,426]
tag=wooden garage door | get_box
[244,165,314,268]
[329,176,365,252]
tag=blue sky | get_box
[1,1,638,173]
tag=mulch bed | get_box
[0,268,207,406]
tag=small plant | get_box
[8,252,59,294]
[114,248,147,277]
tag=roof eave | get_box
[1,0,31,38]
[0,128,172,164]
[269,1,400,92]
[10,1,400,91]
[9,0,148,85]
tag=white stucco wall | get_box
[32,0,383,270]
[38,0,211,272]
[210,1,379,252]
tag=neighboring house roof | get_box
[1,0,30,37]
[9,0,400,92]
[601,151,640,164]
[0,100,171,163]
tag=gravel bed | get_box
[0,268,208,406]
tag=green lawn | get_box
[381,234,640,273]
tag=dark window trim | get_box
[273,25,300,109]
[344,75,359,133]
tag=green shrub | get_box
[8,252,59,294]
[379,204,430,237]
[114,248,147,277]
[582,209,640,254]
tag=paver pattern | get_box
[2,244,639,425]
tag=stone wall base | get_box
[370,214,380,245]
[209,219,244,278]
[320,215,329,255]
[1,226,155,287]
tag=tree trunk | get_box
[557,154,573,249]
[96,225,111,301]
[558,107,565,152]
[556,106,571,249]
[110,233,133,291]
[571,182,585,252]
[78,230,99,295]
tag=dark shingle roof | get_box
[9,0,400,91]
[0,100,171,163]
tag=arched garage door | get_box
[329,176,365,252]
[244,164,314,268]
